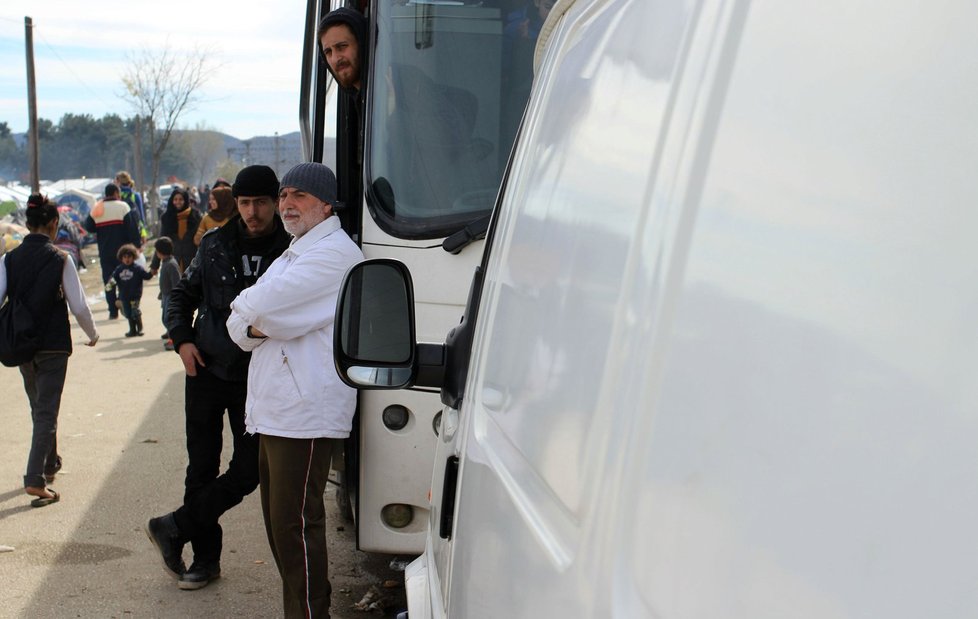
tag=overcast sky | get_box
[0,0,308,139]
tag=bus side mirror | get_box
[334,259,445,390]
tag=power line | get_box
[31,20,116,110]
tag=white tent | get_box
[42,177,112,197]
[0,184,31,207]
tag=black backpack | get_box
[0,294,37,367]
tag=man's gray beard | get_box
[283,217,315,238]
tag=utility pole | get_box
[25,16,40,192]
[133,115,148,227]
[274,132,280,177]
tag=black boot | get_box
[125,318,139,337]
[135,314,145,336]
[145,513,187,579]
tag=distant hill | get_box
[11,128,336,180]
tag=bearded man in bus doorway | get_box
[319,7,366,95]
[227,162,364,618]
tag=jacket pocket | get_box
[280,347,304,399]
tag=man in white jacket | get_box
[227,162,363,618]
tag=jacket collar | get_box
[23,233,53,245]
[287,215,341,256]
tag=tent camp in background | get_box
[42,178,111,202]
[52,188,99,218]
[0,184,31,214]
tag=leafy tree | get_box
[0,122,24,182]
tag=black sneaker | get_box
[178,561,221,590]
[144,514,186,579]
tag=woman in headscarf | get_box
[0,194,99,507]
[159,187,202,272]
[193,186,236,245]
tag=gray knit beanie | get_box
[232,165,279,198]
[279,162,338,205]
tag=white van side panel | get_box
[431,0,978,617]
[629,1,978,616]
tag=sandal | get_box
[29,489,60,508]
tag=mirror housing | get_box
[334,259,445,390]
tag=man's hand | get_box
[177,342,206,376]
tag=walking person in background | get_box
[158,188,202,273]
[106,243,153,338]
[115,170,146,224]
[154,236,180,351]
[145,165,290,591]
[84,183,142,319]
[0,194,99,508]
[116,170,149,246]
[198,184,211,216]
[194,186,236,245]
[188,186,201,213]
[227,162,363,618]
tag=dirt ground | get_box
[0,245,409,618]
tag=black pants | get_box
[19,352,69,489]
[98,263,119,318]
[173,368,258,564]
[259,434,334,618]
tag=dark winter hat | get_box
[279,162,338,206]
[232,165,279,199]
[318,7,367,49]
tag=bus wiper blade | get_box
[442,214,490,254]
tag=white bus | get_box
[298,0,551,553]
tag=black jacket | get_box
[165,214,290,382]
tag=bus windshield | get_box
[366,1,548,240]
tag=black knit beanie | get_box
[232,165,279,199]
[279,162,338,205]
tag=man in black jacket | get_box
[144,165,291,591]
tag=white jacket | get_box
[227,216,363,438]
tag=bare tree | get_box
[214,158,244,184]
[180,122,226,188]
[121,43,213,232]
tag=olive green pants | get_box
[259,434,334,619]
